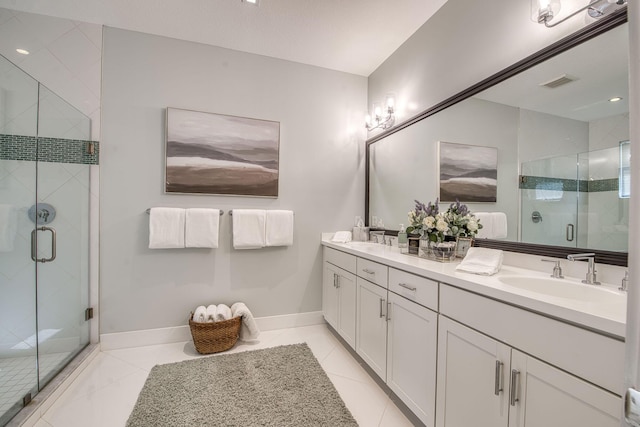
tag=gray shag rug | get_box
[126,343,358,426]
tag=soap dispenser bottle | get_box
[398,224,408,254]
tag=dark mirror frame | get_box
[365,8,628,267]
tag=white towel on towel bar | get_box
[149,207,185,249]
[0,204,17,252]
[215,304,232,322]
[265,210,294,247]
[474,212,493,239]
[185,208,220,248]
[491,212,508,239]
[232,209,266,249]
[231,302,260,341]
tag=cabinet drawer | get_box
[324,247,356,273]
[389,268,438,311]
[357,258,388,288]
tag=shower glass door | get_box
[0,54,92,424]
[520,154,580,248]
[34,85,91,387]
[0,55,39,425]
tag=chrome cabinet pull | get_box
[379,298,385,318]
[386,302,391,321]
[398,282,416,292]
[566,224,574,241]
[510,369,520,406]
[333,273,337,288]
[30,226,57,263]
[494,361,504,396]
[336,275,340,288]
[363,268,375,275]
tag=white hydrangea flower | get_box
[467,219,478,232]
[436,218,449,232]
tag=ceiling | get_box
[476,21,629,122]
[0,0,448,77]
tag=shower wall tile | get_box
[0,134,99,165]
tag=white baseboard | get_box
[100,311,324,351]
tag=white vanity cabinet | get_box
[356,276,389,380]
[322,248,357,348]
[386,289,438,426]
[357,263,439,426]
[436,316,620,427]
[436,284,622,427]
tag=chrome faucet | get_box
[541,259,564,278]
[567,253,601,285]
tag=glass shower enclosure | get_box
[520,145,629,252]
[0,54,93,424]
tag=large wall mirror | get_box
[366,9,628,266]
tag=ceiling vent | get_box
[539,74,577,89]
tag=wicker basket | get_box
[189,314,242,354]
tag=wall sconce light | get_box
[365,94,395,132]
[532,0,626,28]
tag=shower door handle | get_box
[566,224,574,242]
[31,226,57,263]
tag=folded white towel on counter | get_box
[456,247,504,276]
[185,208,220,248]
[231,302,260,341]
[149,207,185,249]
[232,209,266,249]
[215,304,232,322]
[265,210,294,247]
[331,231,352,243]
[0,204,17,252]
[492,212,508,239]
[205,304,217,323]
[192,306,207,323]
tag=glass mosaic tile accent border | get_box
[0,134,99,165]
[519,175,618,193]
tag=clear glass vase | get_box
[431,241,457,262]
[418,235,431,259]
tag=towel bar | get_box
[145,208,223,215]
[228,210,294,216]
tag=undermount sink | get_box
[497,276,623,304]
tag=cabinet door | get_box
[356,277,388,380]
[336,269,357,348]
[508,350,620,427]
[436,316,511,427]
[322,262,339,330]
[387,292,438,427]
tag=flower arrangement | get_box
[407,199,482,243]
[443,200,482,238]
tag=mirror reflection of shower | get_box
[520,143,629,252]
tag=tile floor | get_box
[0,352,70,419]
[28,324,416,427]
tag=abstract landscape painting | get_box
[438,141,497,202]
[165,108,280,197]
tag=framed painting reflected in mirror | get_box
[438,141,497,203]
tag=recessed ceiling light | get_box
[242,0,259,5]
[609,97,622,102]
[16,48,29,55]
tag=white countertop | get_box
[322,239,626,339]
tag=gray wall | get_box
[368,0,598,124]
[100,27,367,334]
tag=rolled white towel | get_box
[215,304,232,322]
[231,302,260,341]
[205,304,217,323]
[192,306,207,323]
